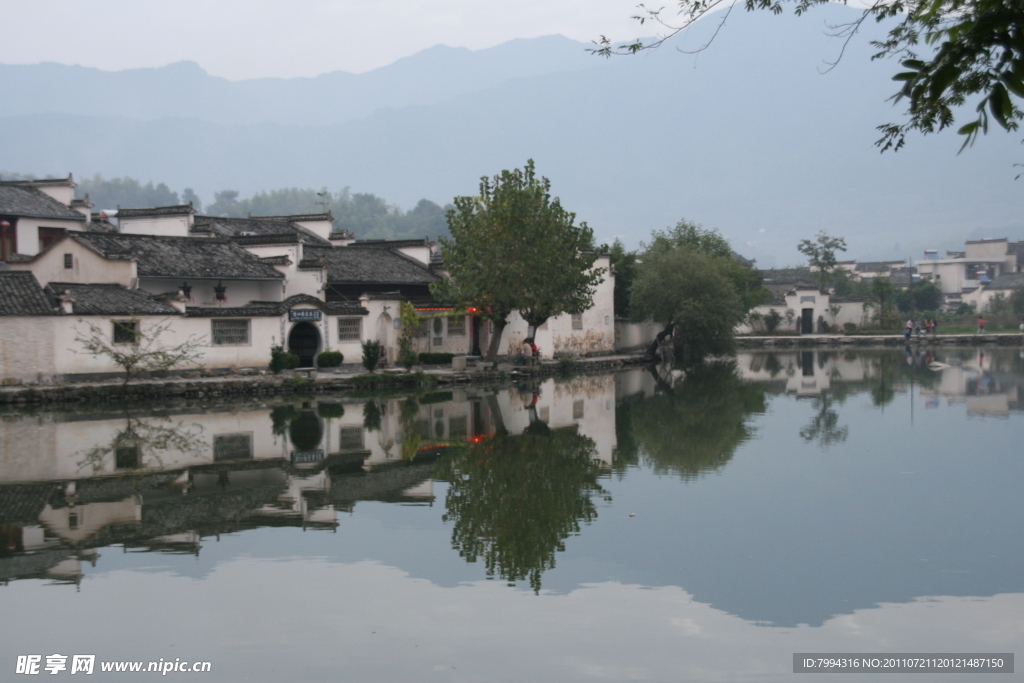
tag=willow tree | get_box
[433,160,603,361]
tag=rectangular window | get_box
[115,445,140,469]
[433,336,443,346]
[38,227,65,252]
[447,315,465,336]
[571,314,583,330]
[573,400,585,420]
[338,426,364,451]
[448,416,468,439]
[212,319,250,345]
[64,253,73,269]
[337,317,361,341]
[213,433,253,462]
[112,320,138,345]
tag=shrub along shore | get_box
[3,333,1020,406]
[0,354,649,406]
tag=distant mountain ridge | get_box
[1,7,1021,264]
[0,35,597,126]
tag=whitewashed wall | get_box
[118,215,192,237]
[12,218,88,257]
[481,256,616,358]
[9,237,136,287]
[0,317,58,381]
[615,320,661,352]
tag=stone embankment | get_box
[0,354,650,406]
[737,333,1023,348]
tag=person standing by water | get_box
[977,316,987,334]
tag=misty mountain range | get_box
[2,4,1021,265]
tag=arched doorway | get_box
[289,411,323,451]
[288,322,321,368]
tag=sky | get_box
[0,0,649,79]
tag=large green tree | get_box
[630,220,765,364]
[434,428,608,593]
[595,0,1024,152]
[434,160,603,361]
[614,361,767,477]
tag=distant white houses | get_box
[917,237,1023,309]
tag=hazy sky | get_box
[0,0,647,80]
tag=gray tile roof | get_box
[985,272,1024,290]
[0,185,88,221]
[184,294,366,317]
[71,233,284,280]
[349,238,432,249]
[854,261,905,272]
[759,268,815,286]
[117,204,195,218]
[0,271,57,316]
[259,255,292,265]
[0,175,75,188]
[192,216,331,247]
[304,246,440,285]
[251,212,333,222]
[47,283,180,316]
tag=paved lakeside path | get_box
[3,334,1021,407]
[737,332,1024,348]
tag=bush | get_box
[270,345,300,374]
[418,352,455,365]
[399,347,419,371]
[361,340,382,372]
[316,402,346,419]
[764,309,782,334]
[843,322,857,334]
[316,350,344,368]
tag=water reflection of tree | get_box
[434,427,609,593]
[620,362,767,479]
[799,394,848,448]
[76,414,206,473]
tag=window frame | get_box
[112,320,139,345]
[337,317,362,342]
[211,318,251,346]
[447,315,465,336]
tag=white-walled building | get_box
[0,175,91,261]
[916,238,1023,306]
[0,189,618,379]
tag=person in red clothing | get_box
[977,316,986,334]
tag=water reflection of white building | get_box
[917,351,1023,417]
[737,350,883,396]
[0,377,618,583]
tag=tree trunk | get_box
[485,318,508,363]
[645,322,675,357]
[485,393,508,437]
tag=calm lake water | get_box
[1,347,1022,682]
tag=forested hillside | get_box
[1,172,451,241]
